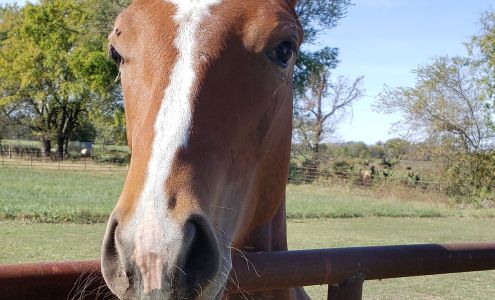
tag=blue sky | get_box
[322,0,494,144]
[1,0,494,144]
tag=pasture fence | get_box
[0,147,129,172]
[0,148,448,193]
[0,243,494,299]
[288,165,448,192]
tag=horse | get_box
[101,0,305,299]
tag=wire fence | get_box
[288,165,448,192]
[0,147,128,172]
[0,145,449,193]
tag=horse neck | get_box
[238,197,288,253]
[228,199,299,299]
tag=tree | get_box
[293,0,352,97]
[375,56,493,152]
[384,138,410,161]
[375,56,495,202]
[291,0,364,176]
[470,9,495,133]
[293,71,363,170]
[295,0,352,44]
[293,0,353,99]
[0,0,119,158]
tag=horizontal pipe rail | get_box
[231,242,495,291]
[0,243,494,299]
[0,260,107,300]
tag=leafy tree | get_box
[292,0,364,178]
[470,9,495,133]
[0,0,118,158]
[293,0,353,98]
[295,0,352,44]
[471,10,495,74]
[384,138,410,161]
[293,72,363,169]
[368,142,385,159]
[375,56,495,202]
[375,56,493,152]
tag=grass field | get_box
[1,167,494,299]
[1,167,494,223]
[0,168,124,222]
[0,218,494,299]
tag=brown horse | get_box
[102,0,305,298]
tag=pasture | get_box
[0,167,494,298]
[1,167,494,223]
[0,218,494,299]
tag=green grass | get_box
[0,139,41,148]
[286,184,447,218]
[0,168,494,299]
[1,168,494,223]
[92,144,129,153]
[0,218,494,299]
[286,184,495,219]
[0,168,124,223]
[290,218,495,300]
[0,222,107,264]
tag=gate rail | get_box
[0,243,494,299]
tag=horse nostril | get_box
[180,216,221,293]
[101,217,132,298]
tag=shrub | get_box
[92,151,130,165]
[444,152,495,205]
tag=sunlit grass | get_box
[1,167,494,298]
[286,184,493,219]
[0,168,493,223]
[0,218,493,299]
[288,218,495,300]
[0,168,124,223]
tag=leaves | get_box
[295,0,352,43]
[374,51,495,202]
[0,0,123,155]
[375,56,493,152]
[294,47,339,98]
[291,0,361,174]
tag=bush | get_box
[444,152,495,205]
[92,150,130,165]
[288,162,305,184]
[332,160,354,179]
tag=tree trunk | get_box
[56,135,64,161]
[64,138,69,157]
[307,142,320,183]
[42,139,51,159]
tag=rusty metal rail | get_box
[0,243,494,299]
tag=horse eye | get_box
[109,45,124,65]
[269,41,295,68]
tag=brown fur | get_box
[104,0,307,298]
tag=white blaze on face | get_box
[126,0,222,294]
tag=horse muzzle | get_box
[101,214,221,299]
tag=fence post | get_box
[327,273,365,300]
[0,144,3,168]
